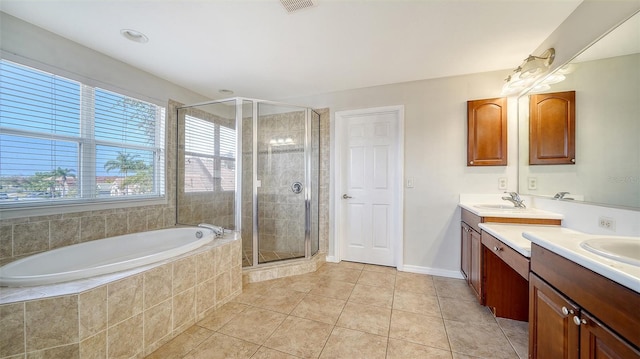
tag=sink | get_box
[580,237,640,266]
[474,204,524,210]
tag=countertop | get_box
[523,231,640,293]
[478,223,581,258]
[459,202,564,220]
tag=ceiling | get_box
[0,0,583,101]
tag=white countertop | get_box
[478,223,581,258]
[459,202,564,220]
[523,231,640,293]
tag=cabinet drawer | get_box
[461,209,482,233]
[482,232,529,280]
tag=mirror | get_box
[518,12,640,209]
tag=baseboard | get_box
[401,265,465,279]
[325,255,340,263]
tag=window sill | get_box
[0,197,168,221]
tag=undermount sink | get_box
[580,237,640,266]
[474,204,525,210]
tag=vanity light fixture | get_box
[120,29,148,43]
[501,48,556,95]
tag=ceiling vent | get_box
[280,0,315,13]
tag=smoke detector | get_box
[280,0,315,13]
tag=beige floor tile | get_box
[218,306,286,345]
[264,316,333,358]
[393,290,441,317]
[250,346,301,359]
[389,310,450,351]
[336,302,391,336]
[291,294,346,325]
[271,274,321,293]
[362,263,397,274]
[496,318,529,359]
[183,332,259,359]
[145,325,213,359]
[317,267,362,283]
[387,338,453,359]
[433,277,476,301]
[337,261,365,270]
[348,284,394,308]
[319,327,387,359]
[308,280,355,300]
[395,273,437,295]
[252,288,306,314]
[197,302,249,331]
[445,320,519,359]
[440,298,496,324]
[356,270,395,289]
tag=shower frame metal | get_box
[177,97,319,267]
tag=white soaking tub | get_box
[0,226,217,287]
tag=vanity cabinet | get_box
[467,97,507,166]
[461,216,483,303]
[529,91,576,165]
[529,244,640,358]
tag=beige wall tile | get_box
[173,256,196,293]
[107,313,143,359]
[105,212,127,238]
[50,218,80,249]
[13,221,49,256]
[173,287,195,330]
[127,210,147,233]
[143,264,172,309]
[25,295,78,351]
[108,274,143,324]
[79,286,107,340]
[196,250,215,284]
[0,225,13,259]
[1,302,25,357]
[26,343,79,359]
[80,216,105,242]
[146,208,164,230]
[214,271,231,303]
[196,278,216,317]
[79,331,107,359]
[144,299,173,349]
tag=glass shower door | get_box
[256,103,307,264]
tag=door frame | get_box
[330,105,404,270]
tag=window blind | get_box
[0,59,165,205]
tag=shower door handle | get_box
[342,194,353,199]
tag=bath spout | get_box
[198,223,224,237]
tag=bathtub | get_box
[0,226,216,287]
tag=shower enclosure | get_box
[176,98,320,267]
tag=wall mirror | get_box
[518,11,640,209]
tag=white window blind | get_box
[0,60,165,206]
[184,115,236,192]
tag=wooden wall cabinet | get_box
[529,91,576,165]
[467,97,507,166]
[529,244,640,359]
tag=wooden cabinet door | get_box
[579,311,640,359]
[529,273,580,359]
[529,91,576,165]
[467,97,507,166]
[469,228,483,304]
[460,223,471,280]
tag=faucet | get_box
[502,192,526,208]
[554,191,571,199]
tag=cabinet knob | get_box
[573,316,587,326]
[561,306,574,316]
[493,246,502,252]
[469,161,474,165]
[571,158,575,163]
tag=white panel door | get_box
[338,107,401,267]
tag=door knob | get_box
[342,194,353,199]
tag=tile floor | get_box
[146,261,529,359]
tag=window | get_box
[184,115,236,192]
[0,60,165,207]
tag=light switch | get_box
[406,178,414,188]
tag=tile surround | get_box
[0,238,242,359]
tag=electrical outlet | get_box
[498,178,507,190]
[528,177,537,190]
[598,217,616,231]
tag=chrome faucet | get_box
[502,192,526,208]
[554,191,571,199]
